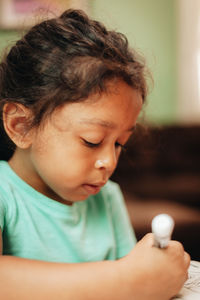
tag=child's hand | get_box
[118,233,190,300]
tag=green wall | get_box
[91,0,177,125]
[0,31,20,55]
[0,0,177,124]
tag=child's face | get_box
[14,80,142,204]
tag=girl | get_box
[0,9,189,299]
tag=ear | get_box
[3,103,33,149]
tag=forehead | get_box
[52,81,142,131]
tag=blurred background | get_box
[0,0,200,260]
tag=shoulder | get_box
[94,180,124,208]
[85,180,128,229]
[0,161,17,211]
[0,162,10,196]
[0,161,12,193]
[0,161,12,228]
[86,180,123,209]
[101,180,121,194]
[100,180,123,198]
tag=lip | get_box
[82,182,106,195]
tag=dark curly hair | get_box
[0,9,148,160]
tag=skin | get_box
[0,80,190,299]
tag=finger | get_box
[168,240,185,253]
[139,233,154,246]
[184,251,191,269]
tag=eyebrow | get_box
[79,118,135,132]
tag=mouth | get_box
[82,182,106,195]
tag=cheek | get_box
[31,136,94,180]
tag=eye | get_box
[83,139,101,148]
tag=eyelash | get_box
[83,140,101,148]
[83,139,126,150]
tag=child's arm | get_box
[0,230,190,300]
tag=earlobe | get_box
[3,103,33,149]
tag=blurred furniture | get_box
[111,125,200,261]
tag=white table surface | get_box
[173,261,200,300]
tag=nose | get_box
[95,147,118,173]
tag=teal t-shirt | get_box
[0,160,136,262]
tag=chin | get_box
[61,193,89,204]
[74,195,90,202]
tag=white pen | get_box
[151,214,175,248]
